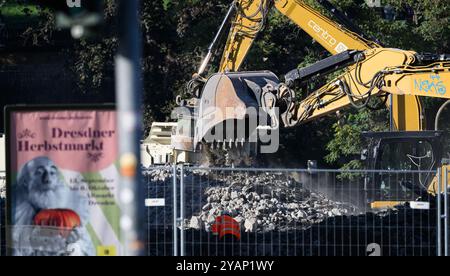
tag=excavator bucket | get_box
[194,71,281,149]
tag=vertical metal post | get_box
[445,167,448,256]
[180,164,186,256]
[116,0,143,256]
[437,168,442,257]
[173,164,178,256]
[389,95,394,131]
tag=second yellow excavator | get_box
[169,0,450,208]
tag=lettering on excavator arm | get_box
[414,75,447,96]
[307,20,349,53]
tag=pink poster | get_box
[6,107,121,256]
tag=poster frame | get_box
[4,104,116,256]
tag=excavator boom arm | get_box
[290,58,450,126]
[219,0,378,73]
[214,0,421,131]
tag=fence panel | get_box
[442,167,450,256]
[447,167,449,256]
[144,166,178,256]
[178,167,439,256]
[1,171,5,256]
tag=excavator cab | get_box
[362,131,444,208]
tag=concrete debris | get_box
[189,216,203,230]
[244,218,258,232]
[144,168,359,233]
[148,169,173,182]
[0,177,5,199]
[193,172,359,233]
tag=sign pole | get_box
[115,0,143,256]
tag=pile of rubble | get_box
[187,173,358,233]
[144,168,359,233]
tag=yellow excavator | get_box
[170,0,450,208]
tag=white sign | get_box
[67,0,81,8]
[145,198,166,207]
[410,201,430,210]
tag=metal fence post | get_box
[180,164,185,257]
[0,195,2,257]
[438,168,442,257]
[445,167,448,257]
[173,164,178,256]
[116,0,143,256]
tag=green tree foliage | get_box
[72,0,233,135]
[325,109,389,170]
[0,0,54,45]
[385,0,450,52]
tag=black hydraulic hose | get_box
[340,79,372,109]
[197,2,237,75]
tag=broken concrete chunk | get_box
[190,216,203,230]
[244,218,258,232]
